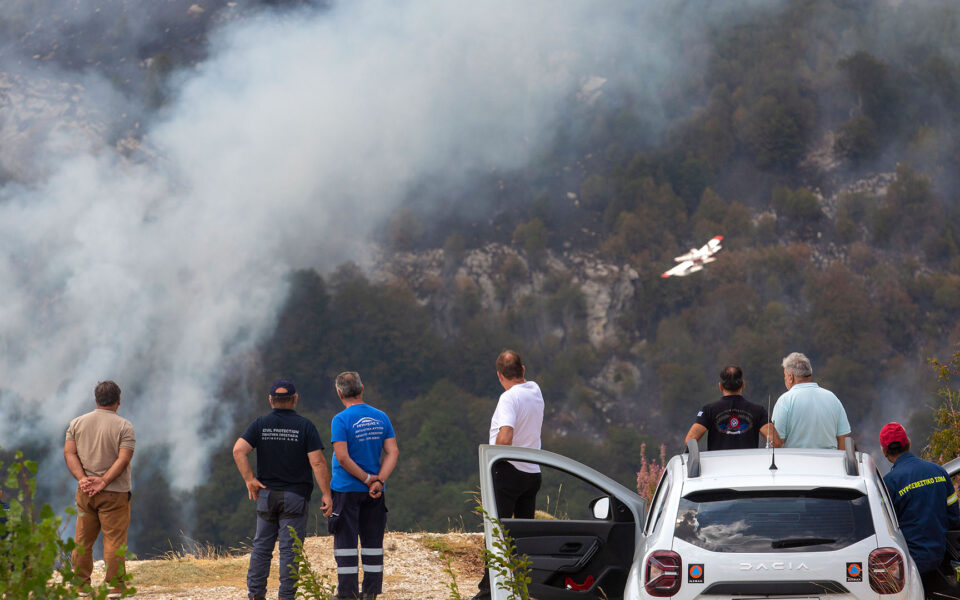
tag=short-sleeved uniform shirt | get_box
[883,452,960,574]
[65,408,136,493]
[240,408,324,500]
[330,404,395,493]
[694,394,769,450]
[489,381,544,474]
[771,382,851,449]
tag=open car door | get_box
[944,457,960,579]
[945,457,960,479]
[479,444,647,600]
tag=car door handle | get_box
[559,542,582,553]
[558,539,601,572]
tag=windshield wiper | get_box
[770,537,836,549]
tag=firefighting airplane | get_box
[661,235,723,278]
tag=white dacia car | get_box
[478,442,960,600]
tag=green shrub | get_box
[0,450,134,599]
[287,526,336,600]
[835,115,878,162]
[925,351,960,479]
[476,504,532,600]
[442,553,465,600]
[771,185,821,222]
[512,219,548,266]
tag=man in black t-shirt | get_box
[233,379,333,600]
[684,366,770,450]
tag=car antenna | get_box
[767,395,778,471]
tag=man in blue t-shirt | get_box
[329,371,399,600]
[233,379,332,600]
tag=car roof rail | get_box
[685,438,701,478]
[844,440,858,476]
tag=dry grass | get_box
[419,532,485,576]
[412,532,485,600]
[129,538,250,590]
[157,538,249,561]
[420,533,477,555]
[123,532,486,600]
[130,555,249,589]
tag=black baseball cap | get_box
[270,379,297,398]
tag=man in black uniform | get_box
[685,366,769,450]
[233,379,333,600]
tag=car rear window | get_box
[674,488,875,553]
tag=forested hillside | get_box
[183,0,960,551]
[2,0,960,556]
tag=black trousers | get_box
[921,567,960,600]
[329,491,387,599]
[478,462,542,593]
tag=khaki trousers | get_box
[72,489,131,590]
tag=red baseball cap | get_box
[879,422,909,450]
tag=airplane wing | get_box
[674,250,696,262]
[661,260,695,278]
[675,235,723,262]
[663,236,724,278]
[696,235,724,256]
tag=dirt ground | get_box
[92,532,484,600]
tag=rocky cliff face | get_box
[0,71,108,181]
[370,242,647,434]
[371,242,640,349]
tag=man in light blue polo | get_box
[761,352,851,449]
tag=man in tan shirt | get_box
[64,380,136,597]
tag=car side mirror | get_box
[589,496,610,520]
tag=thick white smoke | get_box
[0,0,780,491]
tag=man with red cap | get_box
[880,422,959,595]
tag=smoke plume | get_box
[0,0,757,493]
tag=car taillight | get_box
[869,547,904,594]
[645,550,682,597]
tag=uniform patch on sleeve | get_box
[898,477,945,497]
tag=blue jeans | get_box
[247,489,309,600]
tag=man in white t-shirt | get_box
[475,349,544,600]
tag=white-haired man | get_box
[760,352,851,449]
